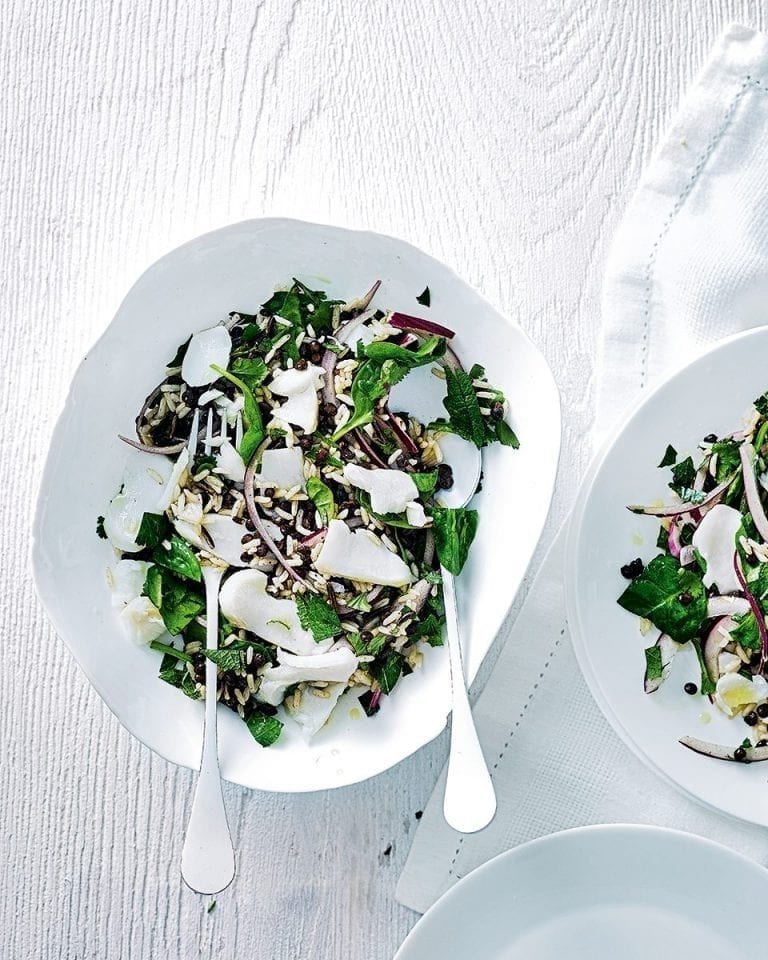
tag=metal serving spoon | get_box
[435,433,497,833]
[181,409,236,894]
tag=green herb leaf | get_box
[442,367,487,448]
[230,356,269,392]
[158,653,185,689]
[168,336,191,368]
[192,454,217,475]
[692,636,716,695]
[246,711,284,747]
[644,644,664,683]
[429,506,479,575]
[211,364,265,463]
[261,289,302,326]
[372,651,404,694]
[658,444,677,468]
[730,612,762,651]
[204,648,243,671]
[669,456,696,495]
[348,631,389,657]
[617,554,707,643]
[755,391,768,417]
[711,439,742,484]
[150,639,192,662]
[136,512,170,549]
[363,335,446,368]
[410,612,444,647]
[306,476,337,524]
[295,592,342,642]
[345,593,372,613]
[207,901,217,914]
[181,671,201,700]
[412,471,438,497]
[143,565,205,636]
[96,515,107,539]
[416,286,431,306]
[152,534,202,582]
[494,419,520,448]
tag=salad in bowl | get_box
[100,278,518,746]
[618,390,768,764]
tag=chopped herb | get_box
[412,471,438,497]
[494,419,520,448]
[372,651,404,694]
[295,592,342,642]
[416,286,431,306]
[207,901,217,914]
[246,711,283,747]
[150,639,192,662]
[143,565,205,635]
[410,612,444,647]
[96,515,107,539]
[617,554,706,643]
[669,456,696,495]
[691,636,716,695]
[711,439,742,483]
[730,612,762,651]
[429,506,479,575]
[192,454,217,475]
[755,391,768,417]
[152,534,202,582]
[211,364,264,463]
[644,644,664,683]
[441,368,486,448]
[345,593,372,613]
[306,476,337,524]
[168,336,191,368]
[658,444,677,468]
[348,631,389,657]
[358,689,381,716]
[230,356,269,392]
[136,512,170,549]
[204,648,243,671]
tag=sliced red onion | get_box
[706,596,751,619]
[390,312,455,339]
[367,688,382,711]
[135,383,163,435]
[118,434,187,456]
[740,442,768,541]
[693,458,709,492]
[354,428,388,468]
[679,734,768,762]
[342,279,381,317]
[702,616,736,684]
[397,579,432,617]
[733,552,768,666]
[244,457,310,588]
[627,478,730,517]
[377,411,418,456]
[395,332,419,349]
[667,523,682,559]
[300,529,327,548]
[335,306,377,346]
[321,349,337,406]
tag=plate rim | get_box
[32,216,562,792]
[395,822,768,958]
[565,325,768,826]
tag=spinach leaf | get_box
[363,335,445,368]
[429,506,479,575]
[261,289,302,326]
[306,476,337,524]
[617,554,706,642]
[410,611,445,647]
[158,654,185,689]
[692,637,716,695]
[211,364,264,463]
[230,356,268,392]
[143,565,205,635]
[644,644,664,683]
[730,613,762,651]
[152,534,201,582]
[372,651,404,694]
[246,711,284,747]
[711,439,742,483]
[416,286,431,306]
[295,592,342,642]
[348,631,389,657]
[136,512,170,549]
[150,639,192,662]
[669,456,696,494]
[658,444,677,468]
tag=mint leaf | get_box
[150,639,192,662]
[494,419,519,448]
[261,289,302,326]
[137,512,169,549]
[230,356,268,392]
[429,506,479,575]
[345,593,372,613]
[411,612,444,647]
[372,651,403,694]
[348,631,389,657]
[669,456,696,495]
[644,644,664,682]
[617,554,706,642]
[658,444,677,468]
[204,648,243,671]
[730,612,762,651]
[412,471,438,497]
[692,637,716,695]
[152,534,201,582]
[442,368,486,448]
[416,286,431,306]
[306,476,337,524]
[711,439,742,483]
[295,592,342,642]
[363,335,446,369]
[246,711,283,747]
[143,565,205,635]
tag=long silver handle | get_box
[441,566,496,833]
[181,567,235,894]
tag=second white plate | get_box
[567,326,768,826]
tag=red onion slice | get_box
[706,596,750,619]
[119,434,187,455]
[667,523,682,559]
[390,312,455,339]
[377,411,418,456]
[354,429,388,468]
[733,552,768,668]
[702,615,736,684]
[244,456,310,588]
[679,735,768,762]
[679,544,696,566]
[627,478,731,517]
[300,529,327,548]
[740,442,768,541]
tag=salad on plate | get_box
[618,390,768,764]
[98,279,518,746]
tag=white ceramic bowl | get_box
[567,326,768,826]
[33,218,560,791]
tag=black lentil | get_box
[758,703,768,719]
[745,711,758,726]
[734,746,748,761]
[620,558,644,580]
[437,463,454,490]
[684,682,698,695]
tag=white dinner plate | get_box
[567,326,768,826]
[395,824,768,959]
[33,218,560,792]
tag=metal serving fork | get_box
[180,406,242,895]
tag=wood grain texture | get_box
[3,1,768,957]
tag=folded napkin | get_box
[397,24,768,916]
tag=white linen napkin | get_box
[396,24,768,916]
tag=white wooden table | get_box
[5,2,767,957]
